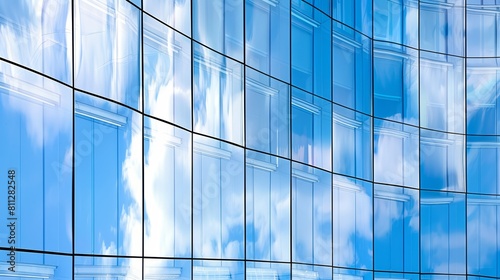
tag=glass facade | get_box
[1,0,500,279]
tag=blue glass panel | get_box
[374,41,419,125]
[193,0,243,61]
[74,0,142,110]
[246,0,290,82]
[0,61,72,253]
[292,264,332,280]
[246,150,290,262]
[467,136,500,195]
[374,184,419,272]
[374,119,419,188]
[193,135,244,259]
[374,0,418,47]
[333,175,373,269]
[420,51,465,133]
[467,58,500,135]
[245,67,290,157]
[467,194,500,278]
[74,92,143,256]
[144,14,191,129]
[143,0,191,36]
[144,117,191,258]
[193,42,244,145]
[375,272,419,280]
[247,262,290,280]
[333,104,372,180]
[467,4,500,57]
[421,191,466,274]
[333,26,372,114]
[0,0,72,84]
[333,268,373,280]
[292,88,332,171]
[421,275,466,280]
[292,162,332,265]
[420,129,465,192]
[193,260,244,280]
[302,0,331,16]
[333,0,372,36]
[145,259,191,280]
[291,0,331,99]
[420,2,464,56]
[75,256,142,279]
[0,250,72,279]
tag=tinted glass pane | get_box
[0,0,72,84]
[246,151,290,262]
[143,0,191,36]
[292,88,332,171]
[374,0,418,47]
[246,67,290,157]
[292,162,332,265]
[144,15,191,129]
[0,60,72,253]
[193,43,244,145]
[74,92,143,256]
[333,175,373,269]
[193,135,244,259]
[193,0,243,61]
[246,0,290,82]
[144,117,191,258]
[74,0,142,110]
[467,136,500,195]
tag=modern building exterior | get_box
[1,0,500,279]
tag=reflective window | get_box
[144,117,191,258]
[292,162,332,265]
[374,0,418,47]
[245,67,290,157]
[374,184,419,272]
[246,262,290,280]
[193,260,244,280]
[421,191,466,274]
[293,264,332,280]
[333,268,373,280]
[246,151,290,262]
[374,41,419,125]
[375,272,420,280]
[333,104,372,180]
[467,58,500,135]
[467,5,500,57]
[193,43,244,145]
[0,0,72,84]
[467,136,500,195]
[292,88,332,171]
[420,51,465,133]
[74,92,143,256]
[75,256,142,279]
[291,0,331,99]
[144,15,191,129]
[333,0,372,36]
[246,0,290,82]
[467,194,500,278]
[420,129,465,192]
[374,119,419,188]
[193,135,244,259]
[420,2,464,56]
[143,0,191,36]
[0,251,72,280]
[145,259,191,280]
[193,0,243,61]
[0,61,72,253]
[333,26,372,114]
[333,175,373,269]
[74,0,142,110]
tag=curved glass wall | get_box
[1,0,500,279]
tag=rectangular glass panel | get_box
[0,60,72,253]
[143,0,191,36]
[75,92,143,256]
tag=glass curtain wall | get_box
[1,0,500,279]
